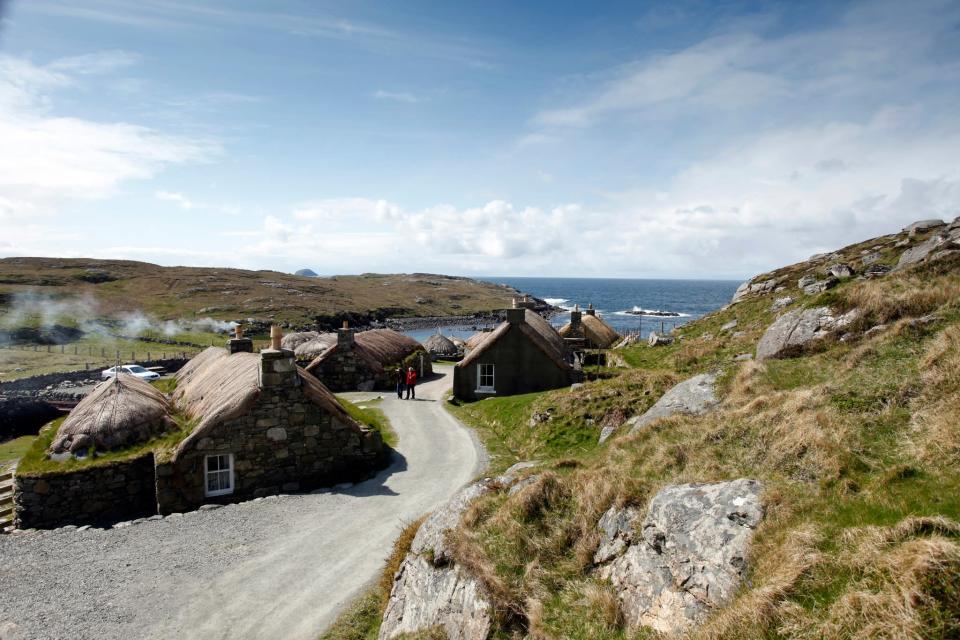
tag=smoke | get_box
[0,292,237,341]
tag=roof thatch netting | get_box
[423,333,458,356]
[282,331,320,351]
[460,310,571,371]
[50,374,173,455]
[559,313,621,348]
[173,346,360,455]
[294,333,337,359]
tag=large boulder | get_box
[756,307,841,359]
[380,463,536,640]
[895,233,952,270]
[904,219,945,236]
[597,479,764,635]
[614,374,717,441]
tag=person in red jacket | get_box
[405,366,417,400]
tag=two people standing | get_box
[395,366,418,400]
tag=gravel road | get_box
[0,365,484,640]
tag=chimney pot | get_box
[342,320,349,329]
[270,325,282,350]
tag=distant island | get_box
[294,268,318,277]
[622,308,682,317]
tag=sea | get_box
[403,277,741,343]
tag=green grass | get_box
[318,590,383,640]
[338,397,397,448]
[0,434,36,468]
[17,415,194,476]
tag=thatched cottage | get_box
[422,332,460,360]
[305,326,431,391]
[13,329,388,528]
[453,306,579,401]
[558,304,621,349]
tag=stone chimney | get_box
[227,324,253,354]
[506,300,526,325]
[260,324,298,389]
[585,303,596,317]
[570,304,582,333]
[337,320,355,348]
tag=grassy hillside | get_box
[443,225,960,639]
[0,257,524,327]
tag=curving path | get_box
[0,365,484,640]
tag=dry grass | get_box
[380,517,426,613]
[909,325,960,463]
[838,272,960,329]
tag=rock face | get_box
[619,374,718,439]
[895,233,949,270]
[771,296,794,311]
[827,263,854,279]
[756,307,838,359]
[904,219,945,236]
[380,463,537,640]
[597,479,764,635]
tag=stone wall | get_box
[14,453,157,529]
[156,350,387,513]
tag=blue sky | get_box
[0,0,958,279]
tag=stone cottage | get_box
[305,325,431,391]
[13,328,388,528]
[453,304,579,401]
[558,304,621,350]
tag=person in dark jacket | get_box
[395,367,405,399]
[405,366,417,400]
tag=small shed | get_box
[453,308,578,401]
[423,333,460,360]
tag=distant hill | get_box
[294,268,318,277]
[0,258,524,329]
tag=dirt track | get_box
[0,365,484,640]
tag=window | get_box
[477,363,495,393]
[205,453,234,497]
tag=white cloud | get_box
[154,190,195,210]
[373,90,419,104]
[0,52,216,222]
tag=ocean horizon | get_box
[404,276,741,343]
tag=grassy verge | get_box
[0,434,35,469]
[338,398,397,448]
[319,517,425,640]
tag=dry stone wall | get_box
[14,453,157,529]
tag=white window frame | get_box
[204,453,235,497]
[476,363,496,394]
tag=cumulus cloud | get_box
[0,52,215,222]
[154,190,195,210]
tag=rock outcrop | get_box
[613,373,717,441]
[904,219,945,236]
[731,277,777,304]
[895,233,950,270]
[596,479,764,635]
[756,307,858,359]
[647,332,674,347]
[380,463,537,640]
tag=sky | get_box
[0,0,958,280]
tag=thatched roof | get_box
[423,333,458,356]
[465,331,492,350]
[559,313,621,348]
[173,346,360,455]
[281,331,320,351]
[50,375,173,455]
[294,333,336,359]
[305,329,424,372]
[460,310,571,371]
